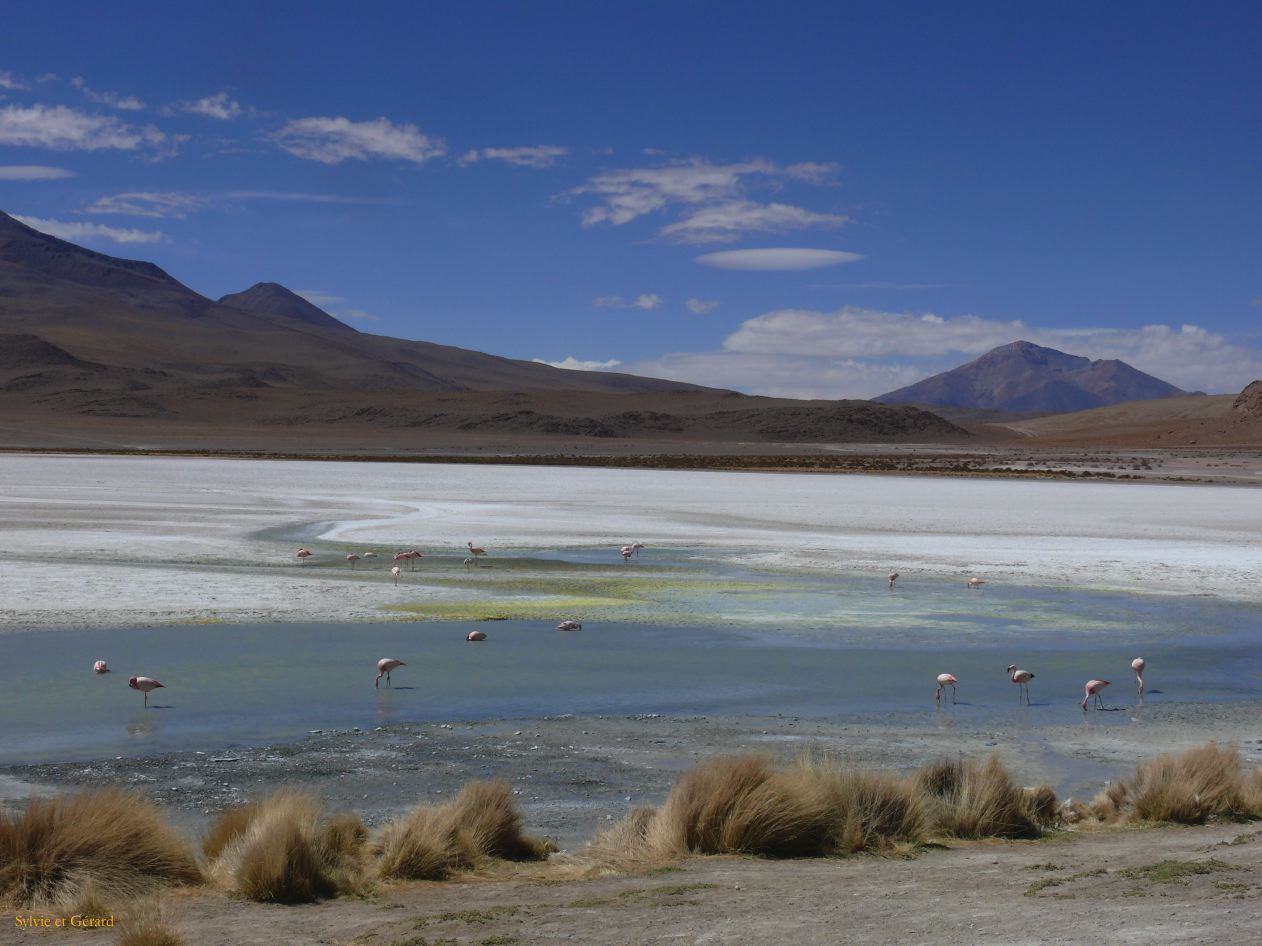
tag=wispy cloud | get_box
[627,306,1262,398]
[593,293,662,311]
[13,214,165,244]
[532,356,623,371]
[172,92,242,120]
[85,191,206,218]
[343,308,380,322]
[0,164,74,180]
[458,145,568,168]
[224,189,395,205]
[685,298,719,314]
[695,248,863,271]
[0,104,175,155]
[70,77,145,111]
[0,72,29,91]
[808,282,957,290]
[294,289,345,308]
[571,158,842,243]
[273,116,445,165]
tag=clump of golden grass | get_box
[116,898,186,946]
[374,780,555,881]
[916,755,1058,839]
[204,792,368,903]
[0,789,200,909]
[1096,743,1262,825]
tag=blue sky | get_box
[1,1,1259,396]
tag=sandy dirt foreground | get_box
[3,822,1261,946]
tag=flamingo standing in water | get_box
[363,552,378,560]
[620,546,633,562]
[1007,665,1035,704]
[129,676,164,707]
[1082,679,1111,711]
[393,551,412,571]
[467,542,487,558]
[1132,657,1146,698]
[93,660,109,674]
[296,548,313,566]
[967,577,985,590]
[407,550,424,570]
[888,571,899,589]
[632,542,645,557]
[463,557,476,570]
[375,658,405,688]
[346,553,360,569]
[391,565,401,585]
[466,630,487,642]
[935,673,958,706]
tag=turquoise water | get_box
[0,579,1258,763]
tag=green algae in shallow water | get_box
[385,596,634,621]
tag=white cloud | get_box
[13,214,165,245]
[458,145,568,168]
[593,294,662,311]
[685,298,719,314]
[273,116,445,165]
[624,306,1262,399]
[0,165,74,180]
[0,105,173,154]
[343,309,380,322]
[0,72,28,91]
[85,191,206,218]
[571,157,841,243]
[174,92,242,120]
[70,77,145,111]
[224,190,393,205]
[695,248,864,271]
[294,289,345,307]
[532,356,624,371]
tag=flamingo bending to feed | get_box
[391,565,401,585]
[407,550,423,569]
[1132,657,1146,697]
[467,542,487,558]
[620,546,633,562]
[466,630,487,642]
[556,620,582,632]
[346,553,360,569]
[363,551,378,559]
[393,551,412,571]
[375,658,405,688]
[93,660,109,674]
[888,571,899,589]
[1082,679,1111,711]
[463,557,476,569]
[967,577,985,590]
[632,542,645,557]
[296,548,313,565]
[1007,665,1035,705]
[129,676,164,706]
[935,673,958,705]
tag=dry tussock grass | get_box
[1097,743,1262,824]
[374,780,555,881]
[0,789,200,909]
[916,755,1057,839]
[116,898,186,946]
[204,792,368,903]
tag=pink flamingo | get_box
[129,676,164,707]
[363,552,378,560]
[1132,657,1145,697]
[463,557,476,569]
[407,550,423,569]
[967,577,985,590]
[556,620,582,631]
[935,673,958,705]
[393,551,411,571]
[1082,679,1111,711]
[375,658,405,688]
[467,542,487,558]
[632,542,645,557]
[620,546,633,562]
[888,571,899,589]
[391,565,401,585]
[1007,665,1034,705]
[346,553,360,569]
[296,548,312,565]
[93,660,109,674]
[466,630,487,642]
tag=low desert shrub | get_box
[916,755,1057,839]
[116,898,186,946]
[1128,744,1245,824]
[0,789,200,909]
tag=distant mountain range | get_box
[0,210,964,447]
[874,340,1187,413]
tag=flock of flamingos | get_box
[95,544,1148,715]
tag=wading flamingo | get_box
[375,658,405,688]
[1132,657,1145,697]
[129,676,164,707]
[346,553,360,569]
[1082,679,1111,711]
[466,630,487,642]
[463,557,476,569]
[467,542,487,558]
[967,577,985,590]
[632,542,645,557]
[296,548,312,565]
[888,571,899,589]
[407,550,424,569]
[620,546,633,562]
[93,660,109,674]
[935,673,958,705]
[393,551,412,571]
[363,552,378,559]
[1007,665,1035,705]
[556,620,582,632]
[391,565,401,585]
